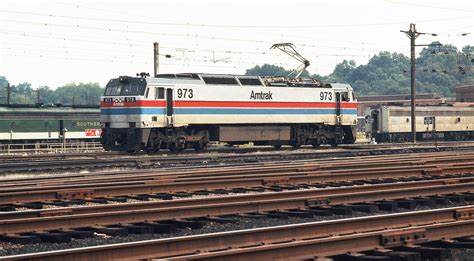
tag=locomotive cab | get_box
[100,76,149,152]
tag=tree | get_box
[245,64,311,78]
[245,64,291,77]
[52,82,103,105]
[0,76,8,104]
[11,82,35,104]
[0,77,104,105]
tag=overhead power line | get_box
[0,21,390,53]
[386,0,474,13]
[1,9,471,28]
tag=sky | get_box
[0,0,473,89]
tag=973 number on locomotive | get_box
[177,88,194,99]
[320,92,332,101]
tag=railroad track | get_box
[2,143,474,173]
[1,149,474,259]
[1,140,473,160]
[1,151,474,205]
[3,206,473,260]
[0,175,473,235]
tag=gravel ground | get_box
[0,201,471,258]
[447,249,474,261]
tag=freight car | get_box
[101,73,358,152]
[0,105,101,143]
[366,105,474,142]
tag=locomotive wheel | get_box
[329,137,339,147]
[291,142,301,149]
[168,142,185,153]
[194,142,207,152]
[273,145,282,149]
[126,144,140,153]
[145,146,160,153]
[170,147,184,153]
[169,146,184,153]
[318,135,327,145]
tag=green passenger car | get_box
[0,105,100,142]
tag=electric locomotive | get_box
[100,73,358,152]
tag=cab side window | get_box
[341,92,350,102]
[155,87,165,99]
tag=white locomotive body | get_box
[101,73,358,152]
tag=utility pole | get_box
[401,24,440,143]
[6,83,11,105]
[401,24,421,143]
[36,89,40,104]
[153,42,159,76]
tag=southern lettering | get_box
[250,90,273,100]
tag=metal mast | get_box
[153,42,159,76]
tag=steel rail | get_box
[0,161,459,191]
[1,145,472,173]
[2,151,473,191]
[2,175,473,221]
[1,161,474,205]
[170,219,474,260]
[2,151,474,189]
[1,141,472,162]
[0,178,473,234]
[3,206,473,260]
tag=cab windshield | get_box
[104,83,146,96]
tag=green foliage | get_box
[245,43,473,97]
[51,82,103,105]
[0,76,9,104]
[329,44,473,97]
[245,64,311,78]
[0,78,104,105]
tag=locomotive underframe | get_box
[101,124,357,152]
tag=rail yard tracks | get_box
[1,147,474,259]
[2,142,474,173]
[3,206,474,260]
[1,150,474,204]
